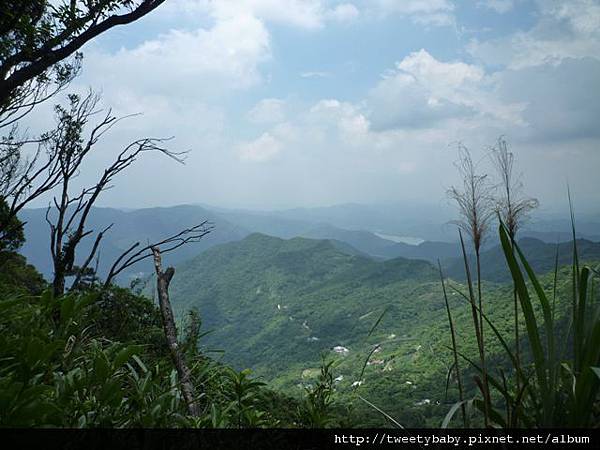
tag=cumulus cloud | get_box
[368,49,524,131]
[309,99,370,145]
[82,13,271,107]
[468,0,600,69]
[247,98,286,124]
[238,132,283,162]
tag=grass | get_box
[443,217,600,427]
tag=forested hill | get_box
[18,203,600,285]
[162,232,598,426]
[166,233,437,374]
[164,233,600,379]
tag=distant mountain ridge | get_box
[19,205,247,282]
[443,237,600,282]
[17,203,600,283]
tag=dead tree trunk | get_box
[151,246,199,417]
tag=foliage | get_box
[443,222,600,428]
[296,356,337,428]
[0,289,180,426]
[85,285,167,358]
[0,1,165,113]
[161,231,600,427]
[0,196,24,251]
[0,250,45,296]
[0,279,298,428]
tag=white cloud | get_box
[397,49,484,87]
[477,0,514,14]
[309,99,370,145]
[210,0,325,29]
[238,132,282,162]
[300,71,332,78]
[83,13,270,102]
[368,49,524,131]
[326,3,360,22]
[247,98,286,124]
[81,0,363,112]
[370,0,455,26]
[172,0,359,29]
[36,0,599,211]
[468,0,600,69]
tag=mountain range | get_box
[160,232,598,426]
[18,203,600,284]
[14,202,600,426]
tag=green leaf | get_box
[367,307,388,338]
[113,346,140,370]
[499,223,548,396]
[442,399,471,428]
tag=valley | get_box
[161,230,598,426]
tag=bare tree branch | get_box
[41,91,189,296]
[71,223,113,290]
[104,222,213,287]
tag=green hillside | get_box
[168,233,436,375]
[166,233,591,426]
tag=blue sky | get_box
[45,0,600,212]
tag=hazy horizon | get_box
[20,198,600,223]
[21,0,600,214]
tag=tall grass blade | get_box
[367,307,388,339]
[355,345,380,392]
[442,399,472,429]
[499,223,548,403]
[357,395,404,429]
[438,260,466,427]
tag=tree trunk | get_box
[53,263,65,297]
[151,246,199,417]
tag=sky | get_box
[28,0,600,212]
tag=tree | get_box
[42,91,212,296]
[1,1,168,235]
[0,119,66,235]
[0,0,166,122]
[0,195,24,252]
